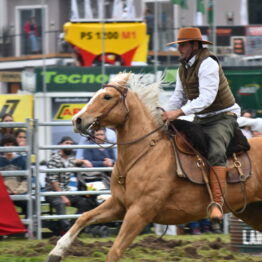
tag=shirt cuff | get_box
[180,105,191,116]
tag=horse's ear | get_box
[121,72,131,83]
[111,72,131,87]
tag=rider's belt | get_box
[224,112,237,118]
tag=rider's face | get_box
[178,41,197,60]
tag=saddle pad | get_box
[175,149,251,185]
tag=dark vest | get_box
[179,48,235,114]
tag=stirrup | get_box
[207,202,224,222]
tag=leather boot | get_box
[209,166,226,222]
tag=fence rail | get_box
[0,119,115,239]
[0,120,33,235]
[0,119,229,239]
[33,120,116,239]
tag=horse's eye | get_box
[104,94,112,100]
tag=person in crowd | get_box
[0,113,15,141]
[76,128,117,160]
[14,129,28,159]
[162,27,241,222]
[80,128,116,169]
[144,8,154,51]
[239,110,253,139]
[14,129,27,147]
[187,218,222,235]
[45,136,97,235]
[242,110,253,119]
[0,135,28,216]
[23,16,39,54]
[238,111,262,138]
[187,219,210,235]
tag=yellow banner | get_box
[0,94,33,122]
[64,22,148,62]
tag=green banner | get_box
[225,69,262,116]
[35,66,177,92]
[34,66,262,116]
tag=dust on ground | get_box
[48,235,233,260]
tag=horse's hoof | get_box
[45,255,62,262]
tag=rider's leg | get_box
[209,166,226,220]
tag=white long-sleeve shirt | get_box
[165,55,241,118]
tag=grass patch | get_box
[0,234,262,262]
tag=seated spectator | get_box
[187,219,211,235]
[239,110,253,139]
[238,115,262,138]
[14,129,28,159]
[14,129,27,147]
[0,135,28,216]
[0,113,15,141]
[76,127,117,159]
[45,136,97,235]
[81,128,116,169]
[187,219,222,235]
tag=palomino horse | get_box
[46,73,262,262]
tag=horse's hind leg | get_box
[234,201,262,232]
[45,197,124,262]
[106,206,153,262]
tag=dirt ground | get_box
[46,235,260,261]
[2,234,262,262]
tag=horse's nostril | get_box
[76,117,82,127]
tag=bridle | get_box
[78,84,165,147]
[96,84,129,124]
[78,84,129,138]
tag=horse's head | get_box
[72,73,131,134]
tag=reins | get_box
[80,124,165,148]
[79,84,165,148]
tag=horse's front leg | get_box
[45,197,124,262]
[106,205,153,262]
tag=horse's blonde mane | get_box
[110,73,163,126]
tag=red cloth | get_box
[0,175,26,235]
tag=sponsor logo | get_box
[238,84,260,95]
[41,70,177,87]
[0,99,20,117]
[54,104,86,120]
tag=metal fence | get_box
[0,119,229,239]
[0,120,34,236]
[0,120,113,239]
[34,120,113,239]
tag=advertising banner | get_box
[225,69,262,116]
[35,66,177,93]
[64,22,148,66]
[35,66,262,116]
[51,97,91,144]
[0,94,33,121]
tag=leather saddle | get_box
[171,127,252,185]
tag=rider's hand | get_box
[161,109,184,121]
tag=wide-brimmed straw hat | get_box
[167,27,213,46]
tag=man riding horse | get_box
[162,27,241,222]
